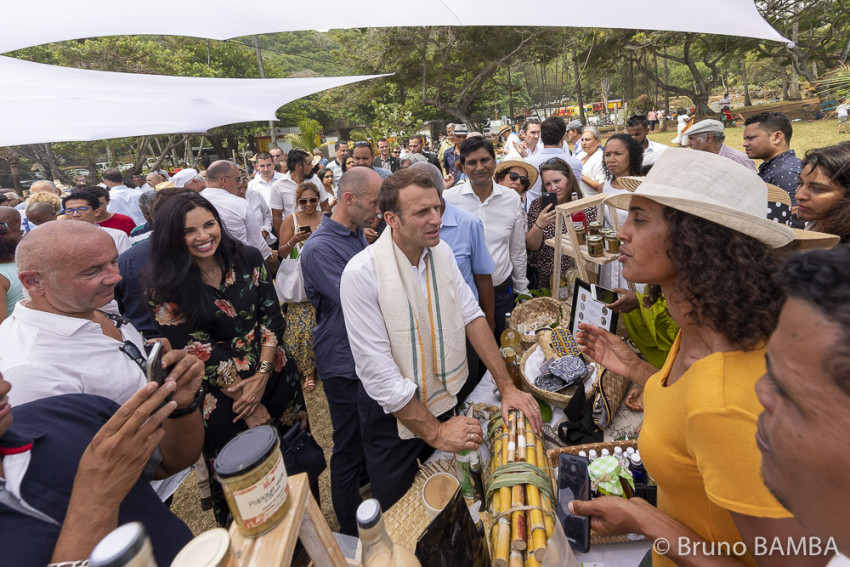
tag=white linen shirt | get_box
[245,188,275,245]
[269,173,329,219]
[200,187,271,258]
[340,240,483,414]
[443,181,530,295]
[107,185,146,225]
[0,302,147,405]
[643,139,668,167]
[102,225,131,254]
[247,171,283,206]
[578,148,606,197]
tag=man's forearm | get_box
[157,410,204,478]
[272,209,282,239]
[51,482,120,563]
[466,317,513,392]
[392,395,442,447]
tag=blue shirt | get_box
[440,202,495,301]
[372,165,392,179]
[116,239,158,338]
[301,215,368,380]
[0,394,193,567]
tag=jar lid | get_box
[89,523,147,567]
[587,235,603,241]
[214,425,279,478]
[588,221,602,226]
[171,528,231,567]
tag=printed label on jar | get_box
[232,451,290,529]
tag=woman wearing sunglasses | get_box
[145,192,315,526]
[277,182,323,393]
[493,159,538,203]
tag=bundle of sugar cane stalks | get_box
[487,410,556,567]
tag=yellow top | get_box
[639,332,791,567]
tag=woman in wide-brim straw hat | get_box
[570,149,823,567]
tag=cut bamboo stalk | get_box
[509,550,524,567]
[495,517,511,567]
[517,413,527,462]
[526,510,541,567]
[524,420,548,561]
[511,484,527,551]
[507,412,517,464]
[528,424,555,540]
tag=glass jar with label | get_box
[89,522,156,567]
[587,221,602,236]
[587,235,604,257]
[214,425,291,537]
[573,223,586,245]
[604,233,620,254]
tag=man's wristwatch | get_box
[257,360,274,375]
[168,387,204,419]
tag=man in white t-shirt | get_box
[269,149,330,238]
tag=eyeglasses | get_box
[119,340,147,374]
[392,149,401,155]
[543,157,568,167]
[353,141,372,148]
[507,172,529,186]
[64,206,91,215]
[298,197,319,205]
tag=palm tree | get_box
[284,118,324,152]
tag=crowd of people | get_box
[0,108,849,566]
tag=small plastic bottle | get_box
[601,448,610,457]
[588,449,598,463]
[629,453,648,486]
[578,450,588,461]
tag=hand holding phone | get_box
[557,453,591,553]
[298,225,312,234]
[541,191,558,212]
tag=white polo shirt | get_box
[247,171,284,206]
[200,187,271,258]
[0,303,147,405]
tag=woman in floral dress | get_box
[145,192,313,525]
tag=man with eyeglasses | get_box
[62,190,131,254]
[269,149,331,239]
[200,160,272,260]
[351,142,392,179]
[374,138,400,173]
[443,137,530,338]
[523,116,582,211]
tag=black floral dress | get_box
[148,246,307,525]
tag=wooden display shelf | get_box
[544,236,621,266]
[225,473,347,567]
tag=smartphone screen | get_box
[557,453,591,553]
[298,225,312,234]
[541,191,558,212]
[591,284,619,305]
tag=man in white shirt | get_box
[0,221,202,406]
[102,168,145,225]
[235,174,275,246]
[340,167,542,510]
[269,149,330,238]
[327,140,349,185]
[246,152,283,205]
[524,116,583,209]
[269,146,288,172]
[626,114,667,169]
[62,190,131,254]
[443,136,529,338]
[200,161,271,259]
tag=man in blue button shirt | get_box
[300,167,382,535]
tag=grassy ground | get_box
[170,379,339,536]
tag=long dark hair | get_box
[145,193,240,327]
[602,134,643,180]
[801,141,850,243]
[644,207,784,350]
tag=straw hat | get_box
[604,149,795,248]
[494,160,538,189]
[155,180,177,191]
[498,124,512,136]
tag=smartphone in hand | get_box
[541,191,558,212]
[298,225,312,234]
[557,453,591,553]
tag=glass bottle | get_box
[629,453,648,486]
[500,347,523,390]
[357,499,421,567]
[500,313,521,352]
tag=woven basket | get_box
[510,297,571,350]
[519,342,593,409]
[547,440,646,545]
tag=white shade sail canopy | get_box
[0,56,387,147]
[1,0,788,54]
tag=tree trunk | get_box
[572,45,586,123]
[507,66,515,120]
[0,153,23,195]
[788,66,801,100]
[742,59,752,106]
[663,48,670,113]
[781,69,789,101]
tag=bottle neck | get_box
[359,516,396,566]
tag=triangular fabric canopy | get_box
[1,0,788,54]
[0,56,388,147]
